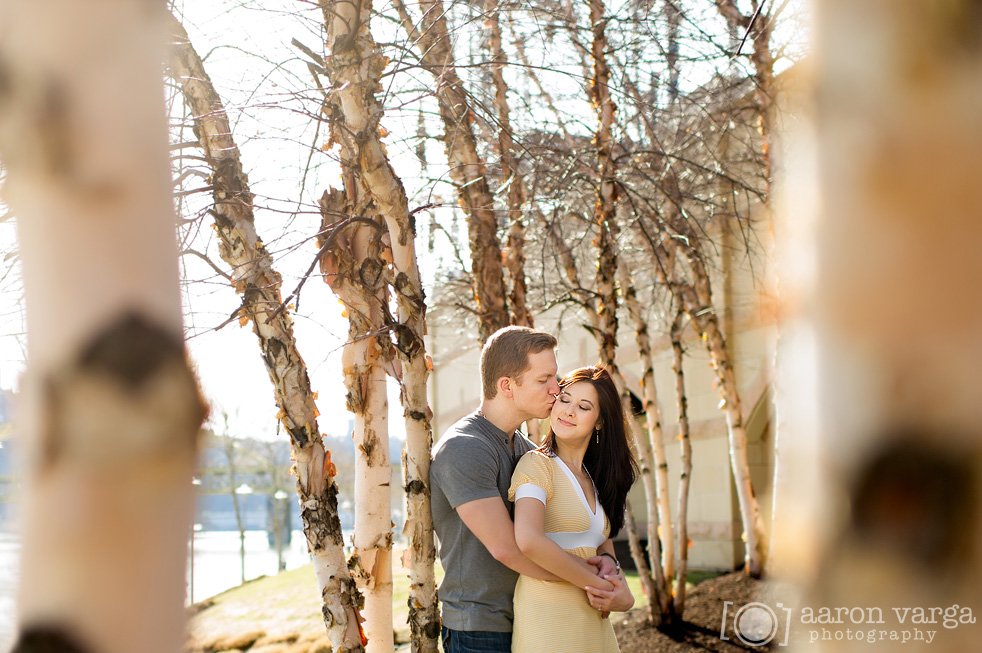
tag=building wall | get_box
[425,219,777,570]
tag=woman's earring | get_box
[595,424,601,444]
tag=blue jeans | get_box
[441,626,512,653]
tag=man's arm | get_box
[457,497,598,581]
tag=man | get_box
[430,326,624,653]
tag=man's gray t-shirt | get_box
[430,412,536,632]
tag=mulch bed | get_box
[613,571,786,652]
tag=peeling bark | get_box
[166,17,363,648]
[317,0,439,647]
[326,201,393,653]
[392,0,509,342]
[485,0,531,329]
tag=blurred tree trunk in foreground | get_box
[167,18,365,649]
[0,2,207,652]
[781,0,982,649]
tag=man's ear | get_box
[497,376,514,399]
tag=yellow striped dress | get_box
[508,450,619,653]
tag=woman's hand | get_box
[587,553,619,578]
[585,572,634,614]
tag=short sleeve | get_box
[508,451,554,503]
[431,435,501,509]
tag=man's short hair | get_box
[480,326,558,400]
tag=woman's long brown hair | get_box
[543,366,638,537]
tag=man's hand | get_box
[588,554,619,578]
[586,573,635,614]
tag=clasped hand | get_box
[583,555,635,616]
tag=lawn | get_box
[186,549,721,652]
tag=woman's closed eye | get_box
[558,395,592,412]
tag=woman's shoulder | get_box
[511,449,557,499]
[514,448,557,475]
[517,448,555,464]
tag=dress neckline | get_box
[551,454,600,517]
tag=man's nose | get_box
[548,378,560,395]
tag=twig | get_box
[735,1,767,57]
[179,248,232,282]
[265,215,384,324]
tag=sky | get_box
[1,0,808,441]
[0,0,412,443]
[174,0,412,442]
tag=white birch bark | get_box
[617,263,674,582]
[167,19,365,648]
[318,189,392,653]
[0,3,206,652]
[670,308,692,618]
[317,0,439,646]
[342,225,393,653]
[585,0,671,620]
[683,251,767,577]
[650,236,767,577]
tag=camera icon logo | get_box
[720,601,792,647]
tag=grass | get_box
[188,547,440,649]
[187,551,724,650]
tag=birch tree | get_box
[316,0,440,646]
[485,0,531,329]
[712,0,781,189]
[644,229,768,577]
[0,3,207,653]
[670,307,693,617]
[392,0,510,342]
[578,0,677,621]
[319,196,393,653]
[166,17,365,649]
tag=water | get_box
[0,530,314,652]
[187,530,311,603]
[0,536,17,652]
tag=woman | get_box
[509,366,639,652]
